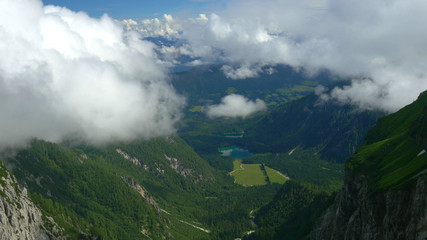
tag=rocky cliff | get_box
[0,163,63,240]
[311,172,427,240]
[311,92,427,240]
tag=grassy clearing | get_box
[265,166,288,184]
[230,160,288,186]
[230,160,267,186]
[232,160,243,171]
[245,150,344,191]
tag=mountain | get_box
[0,161,64,239]
[245,180,332,240]
[0,65,414,239]
[6,139,172,239]
[311,91,427,239]
[1,136,281,239]
[243,85,383,163]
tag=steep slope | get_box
[6,139,171,239]
[2,136,280,239]
[245,181,332,240]
[311,91,427,240]
[0,161,64,239]
[244,87,382,162]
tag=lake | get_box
[218,146,253,159]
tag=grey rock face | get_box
[122,176,160,209]
[311,173,427,240]
[0,166,63,240]
[164,154,194,178]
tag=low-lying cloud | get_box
[0,0,184,147]
[123,0,427,112]
[206,94,266,118]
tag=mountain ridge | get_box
[243,87,383,163]
[310,91,427,240]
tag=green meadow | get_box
[230,160,288,186]
[265,166,289,184]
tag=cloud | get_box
[0,0,184,148]
[206,94,266,118]
[125,0,427,112]
[221,65,275,79]
[121,14,182,40]
[221,65,261,79]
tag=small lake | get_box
[219,146,253,159]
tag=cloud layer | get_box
[0,0,184,147]
[206,94,266,118]
[3,0,425,148]
[123,0,427,112]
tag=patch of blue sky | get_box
[42,0,227,19]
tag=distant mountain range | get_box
[172,64,333,108]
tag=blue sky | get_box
[41,0,227,19]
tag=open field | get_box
[230,160,267,186]
[230,160,289,186]
[265,166,289,184]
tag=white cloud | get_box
[221,65,276,79]
[126,0,427,112]
[121,14,182,39]
[206,94,266,118]
[0,0,184,148]
[221,65,261,79]
[121,19,138,30]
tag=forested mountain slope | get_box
[245,180,333,240]
[1,136,280,239]
[244,87,383,163]
[311,91,427,239]
[6,139,173,239]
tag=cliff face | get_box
[0,164,62,240]
[311,173,427,240]
[311,92,427,240]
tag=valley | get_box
[0,65,357,240]
[1,0,426,239]
[0,64,425,240]
[230,160,267,186]
[230,160,288,186]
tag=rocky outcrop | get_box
[122,176,159,210]
[122,176,174,240]
[311,172,427,240]
[0,165,63,240]
[116,148,141,166]
[164,154,194,178]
